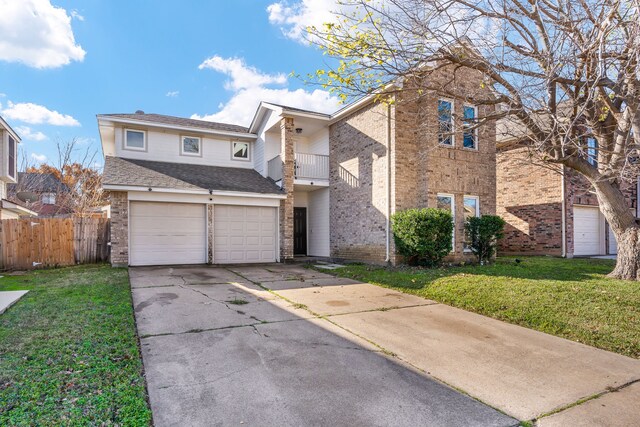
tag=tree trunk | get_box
[590,177,640,280]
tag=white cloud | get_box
[1,101,80,126]
[166,90,180,97]
[267,0,340,42]
[70,10,84,21]
[31,153,47,163]
[198,56,287,90]
[192,55,340,125]
[15,126,47,141]
[0,0,86,68]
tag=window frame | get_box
[437,193,456,252]
[124,128,147,151]
[463,195,480,252]
[231,140,251,161]
[462,104,479,150]
[42,193,56,205]
[586,136,598,166]
[437,98,455,147]
[8,134,16,179]
[180,135,202,157]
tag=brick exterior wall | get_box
[496,148,564,255]
[329,66,497,264]
[109,191,129,266]
[279,117,295,261]
[497,148,638,256]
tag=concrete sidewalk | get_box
[131,264,640,425]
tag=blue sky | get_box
[0,0,341,168]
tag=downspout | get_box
[561,165,567,257]
[385,103,392,263]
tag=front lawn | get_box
[323,257,640,358]
[0,265,151,426]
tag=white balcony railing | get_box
[295,153,329,180]
[268,153,330,182]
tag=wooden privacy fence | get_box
[0,217,110,270]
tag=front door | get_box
[294,207,307,256]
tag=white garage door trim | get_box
[129,201,207,266]
[573,205,604,256]
[214,205,277,264]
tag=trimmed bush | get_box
[464,215,506,264]
[391,208,453,266]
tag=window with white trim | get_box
[438,99,454,146]
[181,136,201,156]
[125,129,146,151]
[232,141,250,160]
[42,193,56,205]
[463,195,480,251]
[463,105,478,149]
[437,193,455,251]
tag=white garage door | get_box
[573,206,602,256]
[214,205,277,263]
[130,202,206,266]
[608,224,618,255]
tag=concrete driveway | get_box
[130,264,640,426]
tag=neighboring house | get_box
[99,66,496,266]
[7,173,72,217]
[496,143,638,257]
[0,116,36,219]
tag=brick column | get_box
[109,191,129,267]
[279,117,295,261]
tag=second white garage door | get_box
[214,205,277,263]
[130,202,207,266]
[573,206,603,256]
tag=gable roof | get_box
[99,112,250,134]
[103,156,284,195]
[8,173,70,193]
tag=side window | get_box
[586,137,598,166]
[463,195,480,251]
[8,135,15,179]
[463,105,478,149]
[438,100,454,146]
[232,141,250,161]
[125,129,146,151]
[181,136,201,156]
[437,193,455,251]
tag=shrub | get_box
[464,215,506,264]
[391,208,453,266]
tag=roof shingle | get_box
[103,157,284,195]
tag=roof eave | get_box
[102,183,286,199]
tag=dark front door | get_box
[294,207,307,256]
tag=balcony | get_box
[268,153,329,183]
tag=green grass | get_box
[0,265,151,426]
[322,257,640,359]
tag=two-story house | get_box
[100,66,496,266]
[0,116,36,219]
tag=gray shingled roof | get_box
[101,113,251,134]
[8,173,70,193]
[103,157,284,195]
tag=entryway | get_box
[294,207,307,256]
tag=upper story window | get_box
[586,137,598,166]
[8,135,15,179]
[232,141,250,161]
[125,129,146,151]
[463,105,478,149]
[42,193,56,205]
[181,136,201,156]
[438,99,454,146]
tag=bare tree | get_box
[307,0,640,279]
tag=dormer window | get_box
[181,136,201,156]
[125,129,146,151]
[232,141,250,161]
[8,135,15,179]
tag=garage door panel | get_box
[573,206,603,256]
[214,205,277,264]
[130,202,206,266]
